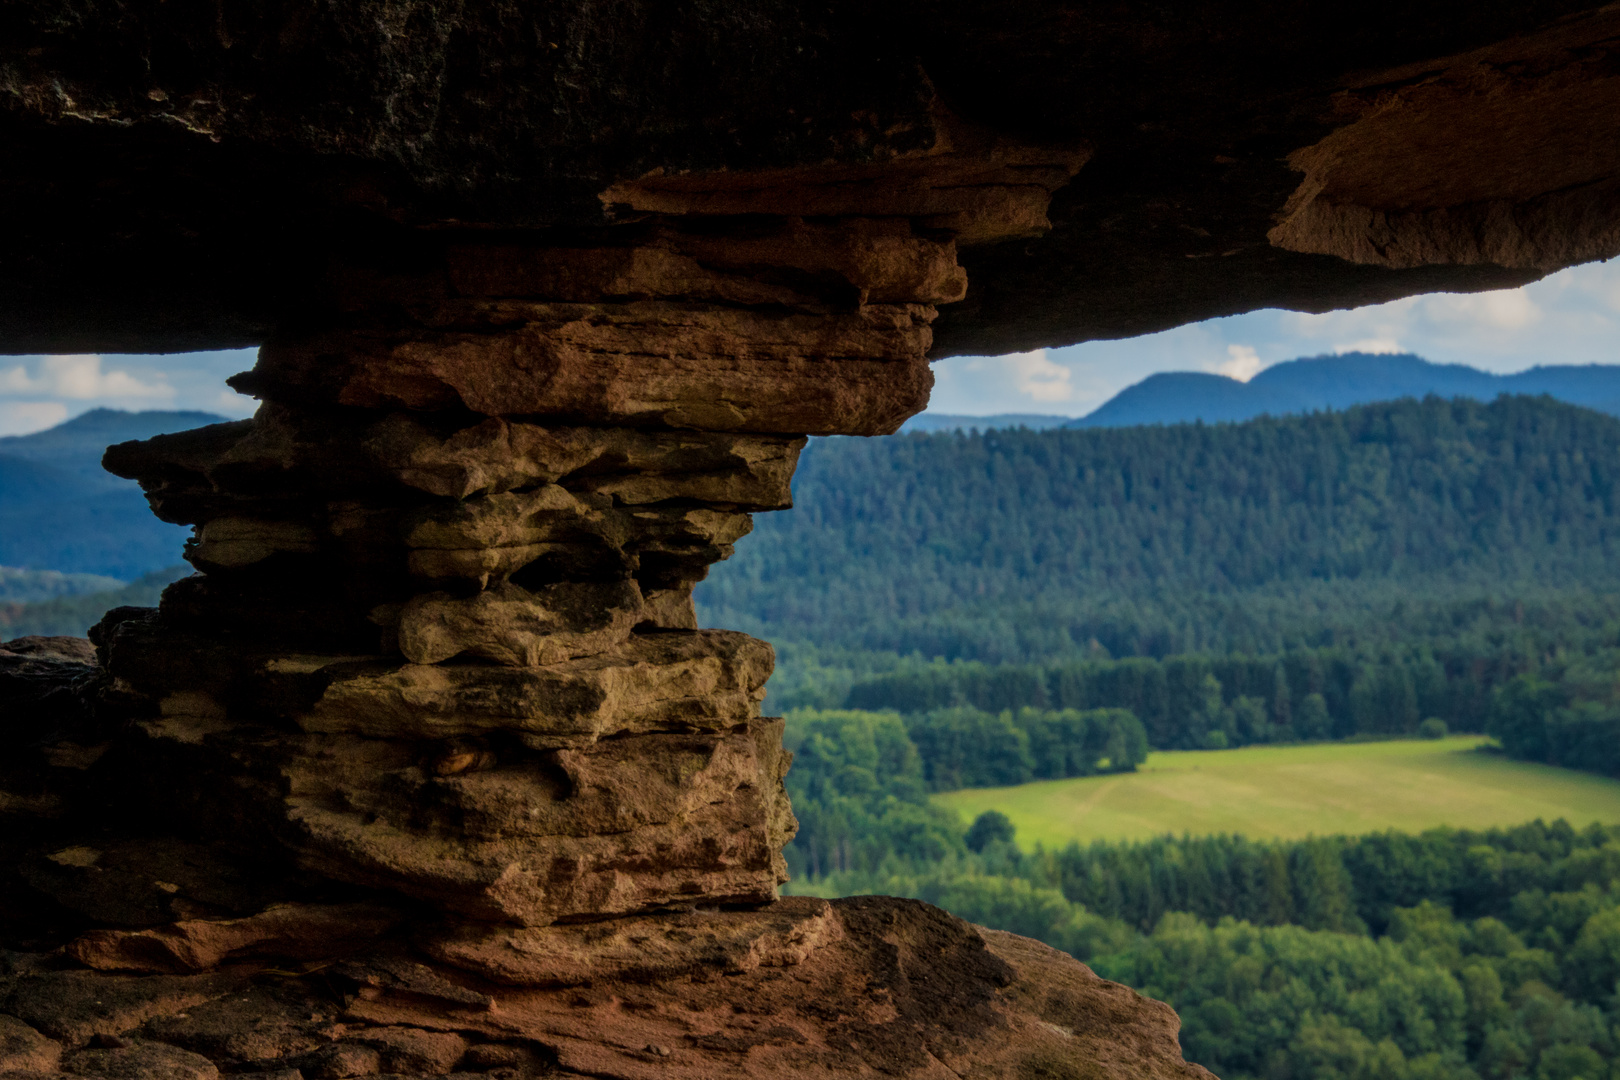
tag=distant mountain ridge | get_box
[900,413,1075,433]
[1069,353,1620,428]
[0,408,226,577]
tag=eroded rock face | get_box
[0,896,1210,1080]
[87,155,1092,934]
[0,91,1213,1076]
[4,3,1619,357]
[0,647,1211,1078]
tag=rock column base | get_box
[0,891,1211,1080]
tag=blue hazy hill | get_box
[1070,353,1620,428]
[0,408,225,578]
[900,412,1075,433]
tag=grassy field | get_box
[936,736,1620,847]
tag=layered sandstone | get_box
[8,7,1620,1075]
[6,3,1620,357]
[0,133,1222,1077]
[1,641,1211,1079]
[90,213,980,931]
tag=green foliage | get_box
[965,811,1015,852]
[0,565,188,638]
[780,709,965,879]
[782,705,1147,878]
[1488,657,1620,779]
[790,643,1547,749]
[711,396,1620,755]
[784,700,1620,1078]
[804,821,1620,1080]
[701,396,1620,664]
[1096,916,1472,1080]
[737,395,1620,1076]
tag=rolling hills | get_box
[1071,352,1620,428]
[0,408,223,578]
[697,394,1620,662]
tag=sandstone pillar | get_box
[0,125,1212,1079]
[96,122,1088,935]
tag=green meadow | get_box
[935,735,1620,847]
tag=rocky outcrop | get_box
[3,3,1619,355]
[0,892,1210,1080]
[72,128,1095,930]
[0,646,1210,1079]
[15,6,1611,1073]
[0,118,1224,1077]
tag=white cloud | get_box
[1422,288,1542,329]
[212,388,258,418]
[0,401,69,437]
[959,349,1075,404]
[1215,344,1263,381]
[1008,349,1074,402]
[1335,338,1404,355]
[925,258,1620,419]
[0,348,258,432]
[0,355,173,400]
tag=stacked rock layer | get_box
[94,116,1090,939]
[95,228,954,934]
[0,121,1223,1078]
[103,406,801,926]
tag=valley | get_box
[10,387,1620,1080]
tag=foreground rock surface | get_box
[0,895,1210,1080]
[1,643,1213,1075]
[0,28,1244,1070]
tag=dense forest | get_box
[1489,656,1620,779]
[815,821,1620,1080]
[699,396,1620,663]
[0,566,185,639]
[775,612,1620,751]
[753,396,1620,1078]
[13,396,1620,1078]
[783,707,1620,1079]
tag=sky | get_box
[0,348,258,437]
[931,257,1620,418]
[1,258,1617,436]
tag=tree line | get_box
[778,638,1561,750]
[795,814,1620,1080]
[700,395,1620,665]
[781,704,1620,1077]
[783,706,1145,878]
[1488,650,1620,779]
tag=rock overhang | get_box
[7,7,1619,1075]
[3,0,1619,357]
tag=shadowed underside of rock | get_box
[2,2,1619,355]
[3,4,1618,1078]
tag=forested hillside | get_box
[1072,352,1620,428]
[0,408,221,577]
[699,395,1620,663]
[783,706,1620,1080]
[741,391,1620,1079]
[798,820,1620,1080]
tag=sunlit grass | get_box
[935,736,1620,847]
